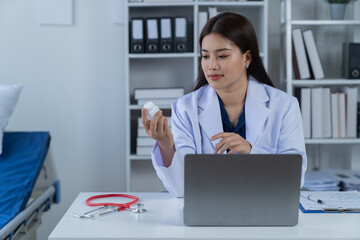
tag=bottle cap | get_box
[143,102,160,120]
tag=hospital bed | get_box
[0,132,60,240]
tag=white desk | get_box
[49,192,360,240]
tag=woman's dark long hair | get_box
[193,12,274,91]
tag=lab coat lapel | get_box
[198,85,223,148]
[245,77,270,145]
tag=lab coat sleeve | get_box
[277,97,307,187]
[151,99,196,198]
[250,97,307,187]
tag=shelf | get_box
[292,79,360,87]
[130,104,172,110]
[129,1,265,7]
[130,155,151,160]
[291,20,360,26]
[305,138,360,144]
[128,2,194,7]
[126,0,269,192]
[129,53,196,59]
[198,1,265,7]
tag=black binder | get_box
[174,17,188,53]
[159,18,173,53]
[130,18,144,53]
[145,18,159,53]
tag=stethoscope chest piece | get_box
[130,203,146,213]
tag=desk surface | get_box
[49,192,360,240]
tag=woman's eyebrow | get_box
[201,48,232,53]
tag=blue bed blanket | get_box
[0,132,50,230]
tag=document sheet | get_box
[300,191,360,212]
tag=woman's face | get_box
[201,33,250,92]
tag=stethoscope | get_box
[72,194,146,219]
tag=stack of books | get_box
[134,88,184,106]
[296,87,359,139]
[304,170,340,191]
[304,169,360,191]
[136,117,172,156]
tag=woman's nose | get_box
[208,57,219,70]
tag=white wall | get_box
[0,0,126,239]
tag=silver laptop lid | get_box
[184,154,302,226]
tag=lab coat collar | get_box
[245,76,270,145]
[198,76,270,148]
[198,85,223,148]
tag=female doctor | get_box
[141,12,307,197]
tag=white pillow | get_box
[0,85,23,154]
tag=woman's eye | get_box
[219,55,229,59]
[201,55,209,59]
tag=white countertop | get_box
[49,192,360,240]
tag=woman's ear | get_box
[245,50,252,65]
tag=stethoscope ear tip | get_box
[71,212,94,219]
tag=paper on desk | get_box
[300,191,360,211]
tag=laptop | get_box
[184,154,302,226]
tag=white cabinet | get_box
[124,0,268,191]
[281,0,360,169]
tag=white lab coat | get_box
[151,76,307,197]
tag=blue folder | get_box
[0,132,50,229]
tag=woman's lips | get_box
[208,74,223,81]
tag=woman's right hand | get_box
[141,108,175,158]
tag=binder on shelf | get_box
[331,93,339,138]
[198,12,208,39]
[208,7,218,19]
[134,88,184,100]
[322,88,332,138]
[130,19,145,53]
[145,18,159,53]
[302,29,324,80]
[342,43,360,79]
[174,17,188,53]
[292,40,300,79]
[311,87,323,138]
[343,87,358,138]
[301,88,311,139]
[160,18,173,53]
[292,28,311,79]
[357,102,360,138]
[338,92,346,138]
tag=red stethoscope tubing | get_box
[85,194,139,211]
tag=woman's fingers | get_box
[157,116,165,136]
[141,108,150,132]
[148,110,161,136]
[212,132,250,154]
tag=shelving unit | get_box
[124,0,268,192]
[283,0,360,94]
[281,0,360,169]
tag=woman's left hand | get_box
[210,132,252,154]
